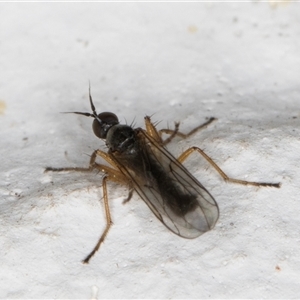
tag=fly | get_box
[45,88,280,264]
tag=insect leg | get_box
[45,149,121,175]
[92,159,134,204]
[95,149,121,169]
[45,150,99,173]
[177,146,280,188]
[144,116,217,146]
[160,117,217,143]
[122,188,134,204]
[161,122,180,146]
[82,175,112,264]
[93,151,134,200]
[46,149,131,263]
[144,116,164,144]
[143,116,183,145]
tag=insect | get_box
[45,88,280,264]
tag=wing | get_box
[112,128,219,239]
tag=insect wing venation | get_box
[111,129,219,239]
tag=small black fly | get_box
[45,88,280,263]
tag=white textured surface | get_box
[1,2,300,298]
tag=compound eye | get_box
[92,119,104,139]
[98,112,118,125]
[92,112,119,139]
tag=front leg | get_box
[45,150,98,173]
[144,115,216,146]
